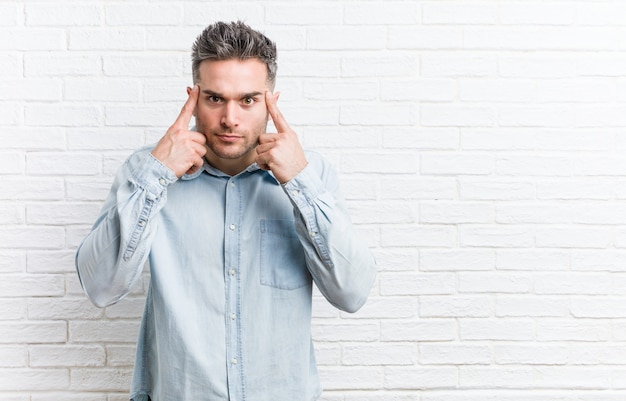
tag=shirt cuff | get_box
[126,152,178,199]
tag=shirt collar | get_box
[180,158,281,185]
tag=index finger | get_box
[173,85,199,129]
[265,91,290,132]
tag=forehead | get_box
[197,58,269,94]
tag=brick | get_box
[28,297,103,320]
[0,274,65,296]
[500,3,575,25]
[421,53,497,77]
[0,4,18,26]
[0,299,26,320]
[312,323,379,342]
[420,249,495,272]
[105,4,182,26]
[388,27,463,50]
[304,127,381,150]
[0,152,24,174]
[0,368,69,391]
[267,5,342,25]
[383,127,459,150]
[307,27,387,50]
[380,272,454,296]
[420,343,491,365]
[1,79,61,101]
[69,321,141,343]
[459,178,535,200]
[0,53,21,77]
[497,249,570,271]
[342,53,418,78]
[182,3,264,27]
[25,4,102,26]
[0,177,65,200]
[459,272,533,294]
[345,297,417,319]
[0,228,65,250]
[459,225,534,248]
[25,53,102,77]
[65,178,114,201]
[70,368,132,392]
[69,28,144,51]
[27,152,101,176]
[345,2,419,25]
[537,320,610,341]
[0,322,67,344]
[28,250,81,274]
[103,54,182,77]
[460,319,535,341]
[421,201,494,224]
[535,227,612,249]
[384,366,458,389]
[0,346,26,367]
[0,28,65,51]
[106,345,136,367]
[0,204,24,225]
[30,345,105,367]
[25,104,101,127]
[341,153,418,174]
[496,296,569,318]
[421,296,492,318]
[0,128,65,150]
[341,103,416,126]
[381,319,457,342]
[318,366,382,390]
[421,105,495,127]
[380,177,457,201]
[423,2,497,24]
[381,225,456,248]
[343,343,416,366]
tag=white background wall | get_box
[2,0,626,400]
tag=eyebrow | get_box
[201,89,264,99]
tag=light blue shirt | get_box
[75,146,377,401]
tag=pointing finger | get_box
[265,91,290,133]
[173,85,199,129]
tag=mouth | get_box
[216,134,241,143]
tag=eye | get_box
[207,95,222,103]
[242,97,255,106]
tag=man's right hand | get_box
[151,85,207,178]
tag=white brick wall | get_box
[3,0,626,399]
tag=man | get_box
[76,21,377,401]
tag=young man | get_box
[76,21,377,401]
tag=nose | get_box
[220,101,239,129]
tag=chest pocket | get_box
[260,219,311,290]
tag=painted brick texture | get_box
[3,1,626,400]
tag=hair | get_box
[191,21,278,88]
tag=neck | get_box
[203,145,257,176]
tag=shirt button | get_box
[139,220,146,227]
[158,178,166,185]
[231,313,236,320]
[229,269,236,276]
[292,189,299,196]
[231,358,237,365]
[230,181,236,187]
[310,231,317,237]
[229,224,236,231]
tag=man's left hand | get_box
[256,91,308,184]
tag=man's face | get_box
[193,58,271,173]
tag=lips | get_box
[216,134,241,143]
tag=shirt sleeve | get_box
[282,152,377,313]
[75,148,177,307]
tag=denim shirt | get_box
[75,146,377,401]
